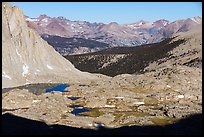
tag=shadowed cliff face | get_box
[2,113,202,135]
[2,2,99,88]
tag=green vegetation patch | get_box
[113,112,124,118]
[113,111,149,118]
[151,117,175,126]
[70,101,86,107]
[61,114,69,119]
[144,97,159,106]
[80,108,104,117]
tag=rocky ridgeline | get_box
[26,12,201,55]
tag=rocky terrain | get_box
[2,2,202,134]
[26,14,201,55]
[2,62,202,130]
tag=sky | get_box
[11,2,202,24]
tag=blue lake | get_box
[70,105,90,115]
[45,84,69,93]
[67,97,80,101]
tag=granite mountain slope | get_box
[2,3,100,88]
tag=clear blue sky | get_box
[11,2,202,24]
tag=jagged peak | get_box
[154,19,169,23]
[108,22,119,25]
[38,14,50,19]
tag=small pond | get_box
[70,105,90,116]
[67,97,80,101]
[45,84,69,93]
[2,83,68,95]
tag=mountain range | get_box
[26,14,202,55]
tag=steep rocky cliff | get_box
[2,2,99,88]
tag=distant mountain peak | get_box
[39,14,49,18]
[154,19,169,23]
[57,16,66,20]
[108,22,119,25]
[190,16,202,24]
[153,19,170,27]
[137,20,149,25]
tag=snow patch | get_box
[191,17,201,24]
[163,21,168,26]
[22,64,29,77]
[166,85,171,88]
[139,22,143,26]
[2,71,12,80]
[42,18,48,22]
[177,95,184,99]
[25,81,30,84]
[32,100,41,103]
[115,97,124,99]
[26,18,39,22]
[88,123,93,126]
[71,24,75,30]
[104,105,115,108]
[47,65,54,70]
[134,102,145,105]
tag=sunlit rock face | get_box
[2,2,98,88]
